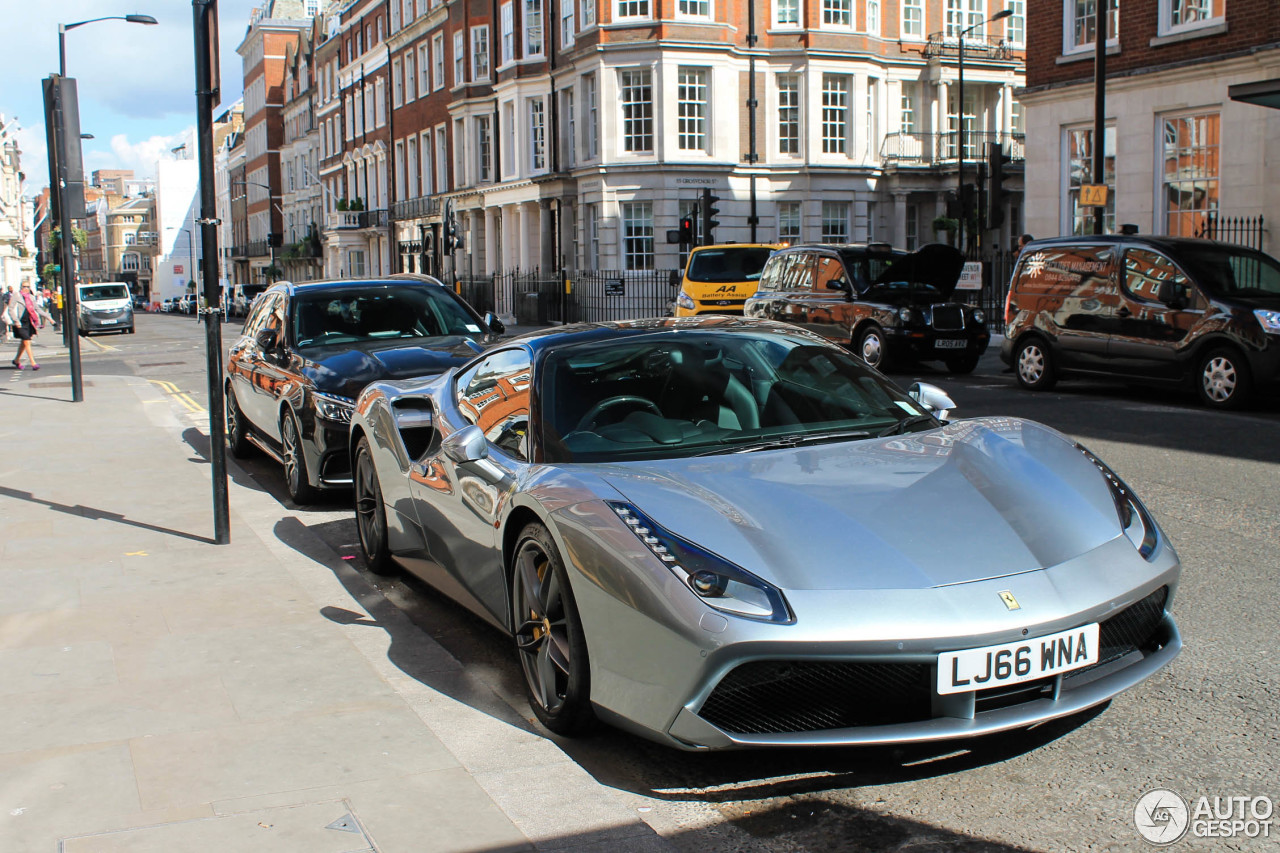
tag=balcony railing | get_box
[392,195,442,221]
[924,32,1021,60]
[880,131,1025,166]
[245,240,271,258]
[326,209,390,230]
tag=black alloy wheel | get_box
[1197,347,1252,410]
[354,437,395,575]
[1014,337,1057,391]
[225,384,252,458]
[511,523,594,736]
[856,326,889,371]
[281,410,320,505]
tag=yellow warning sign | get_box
[1080,184,1109,207]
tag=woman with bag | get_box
[7,281,42,370]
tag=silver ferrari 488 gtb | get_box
[348,316,1181,750]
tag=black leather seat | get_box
[660,345,760,431]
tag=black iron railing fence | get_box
[455,268,680,325]
[1195,213,1266,252]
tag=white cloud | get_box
[104,128,198,178]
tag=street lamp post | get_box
[956,7,1012,254]
[59,15,158,77]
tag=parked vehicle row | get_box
[222,262,1187,753]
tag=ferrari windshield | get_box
[540,330,934,463]
[291,285,485,348]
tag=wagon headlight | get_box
[1076,444,1158,559]
[972,308,986,324]
[313,391,355,424]
[1255,309,1280,334]
[676,291,696,310]
[607,501,793,624]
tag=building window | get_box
[562,0,575,46]
[1011,101,1025,134]
[945,0,964,36]
[865,78,878,157]
[564,87,577,167]
[393,58,404,106]
[621,202,654,270]
[1067,0,1119,53]
[501,3,514,65]
[1007,0,1025,44]
[526,0,544,56]
[677,68,708,152]
[1161,0,1223,35]
[582,0,596,26]
[778,74,800,154]
[405,50,417,101]
[471,27,490,81]
[585,73,598,159]
[906,203,920,249]
[432,33,445,90]
[620,69,653,153]
[1065,125,1116,234]
[775,0,800,25]
[866,0,879,33]
[822,0,851,26]
[821,202,849,243]
[822,74,849,154]
[1162,112,1219,238]
[529,97,547,171]
[585,203,599,269]
[617,1,650,17]
[436,126,448,190]
[122,253,139,271]
[407,137,419,196]
[902,0,923,37]
[421,131,434,195]
[778,201,801,242]
[454,31,465,85]
[900,82,917,133]
[679,0,710,15]
[947,91,977,158]
[349,250,366,277]
[125,233,136,245]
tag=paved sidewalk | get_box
[0,352,672,852]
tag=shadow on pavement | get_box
[0,485,213,544]
[182,427,272,496]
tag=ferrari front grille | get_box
[698,661,932,735]
[1092,585,1169,668]
[931,304,965,331]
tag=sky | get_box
[1,0,264,197]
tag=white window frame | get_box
[1063,0,1120,56]
[584,73,599,160]
[901,0,923,39]
[1159,0,1224,37]
[900,81,918,134]
[525,0,544,57]
[562,0,575,46]
[774,0,801,27]
[1006,0,1025,45]
[821,0,852,28]
[777,74,800,156]
[676,67,709,152]
[866,0,880,35]
[821,74,850,155]
[501,3,514,66]
[419,44,431,93]
[821,201,850,243]
[620,68,654,154]
[436,125,448,191]
[620,201,654,270]
[392,58,404,107]
[564,86,577,167]
[778,200,801,243]
[471,26,490,80]
[405,50,417,101]
[529,96,547,172]
[677,0,711,18]
[454,31,465,85]
[432,33,445,90]
[476,114,492,182]
[616,1,651,19]
[1159,110,1219,238]
[1061,123,1116,235]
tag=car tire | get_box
[510,522,595,736]
[1197,347,1252,410]
[945,353,980,374]
[353,437,396,576]
[281,409,320,505]
[1014,337,1057,391]
[856,325,890,371]
[225,384,253,458]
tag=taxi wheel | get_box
[1197,348,1252,410]
[856,326,889,371]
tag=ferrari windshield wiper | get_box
[877,413,938,437]
[698,429,872,455]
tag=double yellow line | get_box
[148,379,206,414]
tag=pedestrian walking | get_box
[5,281,43,370]
[0,285,13,345]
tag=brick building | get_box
[1021,0,1280,246]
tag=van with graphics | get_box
[1002,235,1280,409]
[76,282,134,335]
[674,243,780,317]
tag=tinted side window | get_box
[813,256,849,294]
[1124,249,1198,305]
[780,253,816,292]
[456,349,533,461]
[244,293,279,337]
[758,256,784,291]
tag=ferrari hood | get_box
[595,418,1126,591]
[301,336,484,399]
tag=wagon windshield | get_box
[539,330,932,463]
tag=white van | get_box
[77,282,134,335]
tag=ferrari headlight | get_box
[1076,444,1158,559]
[972,308,986,324]
[607,501,793,624]
[1255,309,1280,334]
[676,290,696,310]
[313,391,356,424]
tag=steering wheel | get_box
[575,395,662,431]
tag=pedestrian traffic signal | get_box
[701,188,721,246]
[987,143,1013,228]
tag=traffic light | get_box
[701,187,720,246]
[678,214,695,246]
[987,142,1013,228]
[444,215,463,252]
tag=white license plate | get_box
[937,623,1100,695]
[103,318,121,324]
[935,339,966,349]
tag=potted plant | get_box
[932,216,959,246]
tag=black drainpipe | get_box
[747,0,759,242]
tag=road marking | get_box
[81,336,118,352]
[148,379,206,414]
